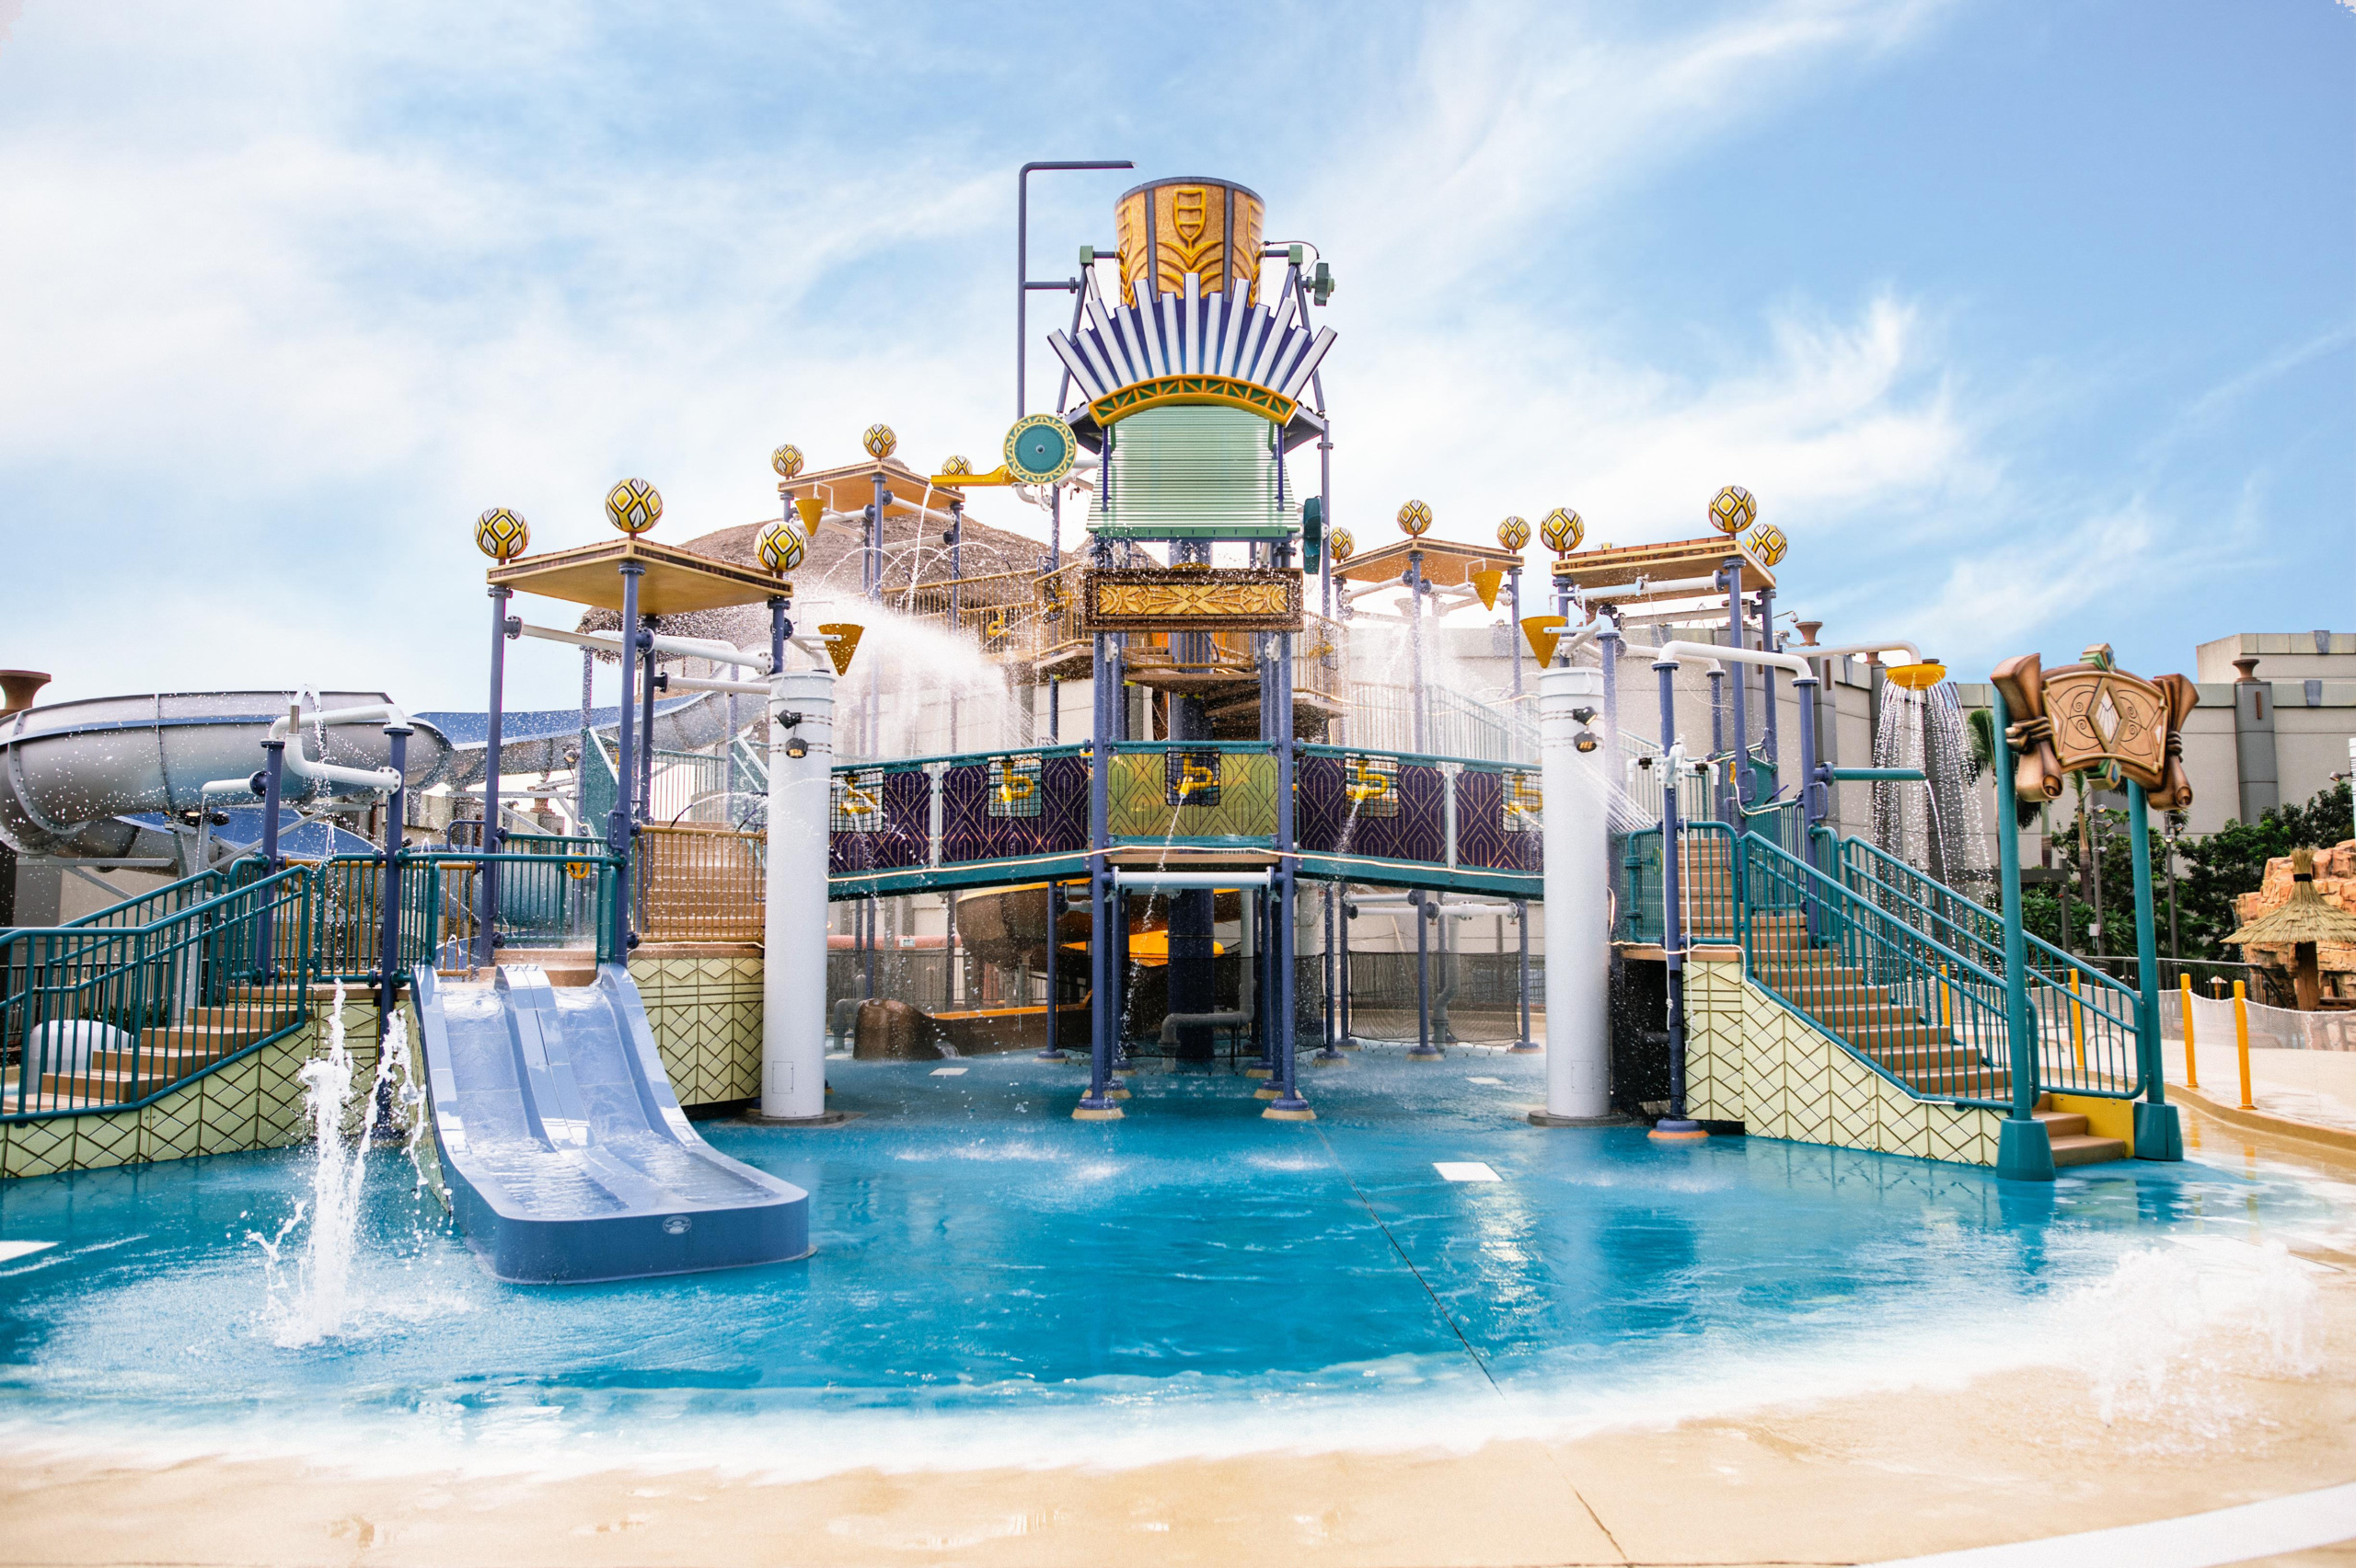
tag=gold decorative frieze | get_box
[1077,567,1302,633]
[1090,374,1298,428]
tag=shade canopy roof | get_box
[487,537,788,615]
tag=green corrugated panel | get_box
[1088,406,1299,540]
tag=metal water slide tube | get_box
[0,691,455,865]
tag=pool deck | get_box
[1,1080,2352,1565]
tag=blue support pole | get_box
[2127,779,2184,1160]
[1757,586,1779,790]
[1268,600,1311,1116]
[1991,683,2054,1181]
[1722,557,1749,810]
[1038,879,1065,1060]
[1652,658,1703,1139]
[609,562,642,958]
[1077,609,1121,1118]
[479,583,513,967]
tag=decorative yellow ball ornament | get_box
[771,444,804,479]
[941,454,972,477]
[1709,485,1756,536]
[756,520,806,577]
[474,506,529,563]
[1329,527,1356,566]
[605,478,662,536]
[1396,499,1432,537]
[1497,515,1530,552]
[1539,507,1583,555]
[1746,523,1788,568]
[862,423,897,459]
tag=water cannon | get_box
[1311,260,1336,306]
[1300,497,1324,573]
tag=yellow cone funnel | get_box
[818,623,863,675]
[1886,660,1946,691]
[1520,615,1567,665]
[1471,567,1505,612]
[793,496,825,531]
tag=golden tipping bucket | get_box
[1114,177,1265,308]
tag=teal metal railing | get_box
[1734,831,2014,1108]
[1,867,314,1120]
[1822,831,2142,1099]
[54,860,262,932]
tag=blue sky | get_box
[0,0,2348,712]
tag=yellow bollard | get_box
[2234,979,2254,1111]
[2068,968,2086,1070]
[1938,963,1952,1032]
[2179,973,2199,1090]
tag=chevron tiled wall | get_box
[1684,951,2004,1168]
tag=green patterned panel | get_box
[1109,750,1277,840]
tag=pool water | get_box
[0,1052,2332,1478]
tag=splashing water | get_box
[2071,1239,2323,1433]
[247,982,424,1346]
[1871,680,1992,901]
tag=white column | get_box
[762,667,836,1120]
[1541,664,1609,1119]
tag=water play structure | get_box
[0,170,2208,1283]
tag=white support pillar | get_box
[1539,664,1610,1122]
[760,667,837,1122]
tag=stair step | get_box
[2033,1109,2089,1138]
[2049,1132,2128,1168]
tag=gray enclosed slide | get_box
[411,964,808,1284]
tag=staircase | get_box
[1681,826,2130,1168]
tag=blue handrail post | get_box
[1991,684,2054,1181]
[1651,658,1704,1139]
[1794,674,1822,942]
[2127,779,2184,1160]
[254,735,285,978]
[378,723,410,1037]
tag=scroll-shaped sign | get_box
[1992,644,2195,809]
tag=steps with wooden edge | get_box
[2035,1105,2128,1167]
[491,949,599,987]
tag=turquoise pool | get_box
[0,1053,2326,1478]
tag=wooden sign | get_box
[1075,567,1302,634]
[1992,644,2195,808]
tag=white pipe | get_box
[1656,640,1811,679]
[664,675,768,698]
[1159,1010,1251,1046]
[1349,899,1518,918]
[1541,664,1609,1119]
[1799,640,1923,664]
[1580,576,1721,603]
[1620,640,1723,674]
[517,622,768,672]
[1114,870,1272,892]
[761,668,836,1122]
[220,703,406,795]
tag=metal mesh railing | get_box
[637,824,764,942]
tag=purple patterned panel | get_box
[1299,755,1445,865]
[828,767,930,875]
[1455,768,1543,873]
[941,753,1091,865]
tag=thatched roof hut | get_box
[2224,847,2356,1009]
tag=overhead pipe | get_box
[518,622,768,673]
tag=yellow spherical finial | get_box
[1497,515,1530,552]
[1709,485,1756,536]
[1396,499,1432,537]
[862,423,897,459]
[1539,507,1583,555]
[1328,527,1355,566]
[941,454,972,477]
[474,507,529,563]
[756,520,806,577]
[771,444,804,479]
[1747,523,1787,568]
[605,478,662,536]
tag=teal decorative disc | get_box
[1005,414,1077,485]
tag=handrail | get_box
[1732,830,2015,1109]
